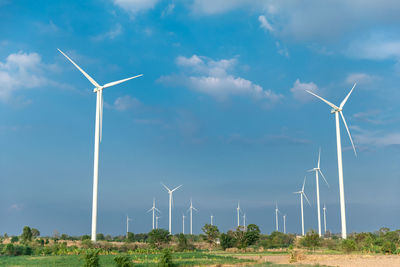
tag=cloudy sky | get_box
[1,0,400,236]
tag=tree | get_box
[31,228,40,238]
[126,232,135,242]
[202,224,220,245]
[233,226,247,248]
[148,229,171,248]
[220,233,235,250]
[21,226,32,243]
[300,230,321,249]
[245,224,260,246]
[96,233,105,241]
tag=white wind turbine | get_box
[308,148,329,237]
[188,198,198,235]
[323,204,327,234]
[147,198,161,230]
[156,216,160,229]
[58,49,142,241]
[126,215,132,239]
[162,183,182,234]
[275,202,280,232]
[294,177,311,236]
[182,214,186,234]
[210,214,214,226]
[283,214,287,234]
[306,84,357,239]
[236,202,241,227]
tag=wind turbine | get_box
[147,198,161,230]
[283,214,287,234]
[236,202,241,227]
[306,84,357,239]
[58,49,143,242]
[275,202,280,232]
[294,177,311,236]
[182,214,186,234]
[323,204,327,234]
[156,216,160,229]
[126,215,132,239]
[188,198,198,235]
[308,148,329,237]
[210,214,214,226]
[162,183,182,234]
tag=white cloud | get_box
[190,0,264,15]
[113,0,159,15]
[112,95,142,111]
[92,24,122,41]
[159,55,283,103]
[347,37,400,61]
[258,15,273,32]
[353,126,400,147]
[345,73,379,87]
[0,51,49,101]
[275,42,289,57]
[290,79,318,102]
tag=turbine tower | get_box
[306,84,357,239]
[210,214,214,226]
[275,202,279,232]
[126,215,132,239]
[323,204,327,234]
[188,198,198,235]
[236,202,241,227]
[294,177,311,236]
[156,216,160,229]
[283,214,287,234]
[308,148,329,237]
[147,198,161,230]
[162,183,182,234]
[182,214,186,234]
[58,49,142,242]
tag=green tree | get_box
[148,229,171,248]
[341,239,357,253]
[126,232,135,242]
[21,226,32,243]
[202,224,220,245]
[96,233,105,241]
[300,230,321,249]
[220,232,235,250]
[245,224,260,246]
[233,226,247,248]
[10,236,19,243]
[31,228,40,238]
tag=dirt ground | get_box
[237,253,400,267]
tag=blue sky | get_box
[1,0,400,236]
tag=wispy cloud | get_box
[111,95,142,111]
[345,73,379,88]
[258,15,273,32]
[158,55,283,104]
[113,0,159,16]
[290,79,318,102]
[92,24,123,41]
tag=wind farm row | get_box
[57,49,358,241]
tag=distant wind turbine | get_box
[147,198,161,230]
[210,214,214,226]
[308,148,329,237]
[275,202,280,232]
[236,202,241,227]
[294,177,311,236]
[323,204,327,234]
[126,215,132,239]
[188,198,198,235]
[162,183,182,234]
[58,49,142,242]
[182,214,186,234]
[283,214,287,234]
[306,83,357,239]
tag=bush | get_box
[300,230,321,249]
[220,233,235,250]
[176,233,194,251]
[21,226,33,243]
[148,229,171,248]
[341,239,357,253]
[245,224,261,246]
[82,249,100,267]
[3,244,15,255]
[202,224,219,245]
[10,236,19,243]
[114,255,133,267]
[382,241,396,254]
[158,248,173,267]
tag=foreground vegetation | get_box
[1,225,400,266]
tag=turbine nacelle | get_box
[93,86,104,93]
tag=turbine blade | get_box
[307,169,314,172]
[303,192,311,206]
[305,90,338,110]
[57,49,101,88]
[319,169,330,187]
[155,208,161,213]
[161,183,170,192]
[340,111,357,156]
[147,208,153,213]
[340,83,356,109]
[293,191,301,194]
[193,207,198,212]
[171,184,183,192]
[318,147,321,169]
[302,176,306,192]
[103,74,143,88]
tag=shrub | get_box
[300,230,321,249]
[114,255,133,267]
[341,239,357,253]
[245,224,261,246]
[158,248,173,267]
[3,244,15,255]
[10,236,19,243]
[82,239,94,249]
[148,229,171,248]
[21,226,32,243]
[202,224,220,245]
[382,241,396,254]
[176,233,194,251]
[82,249,100,267]
[220,233,235,250]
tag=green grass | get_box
[0,252,254,266]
